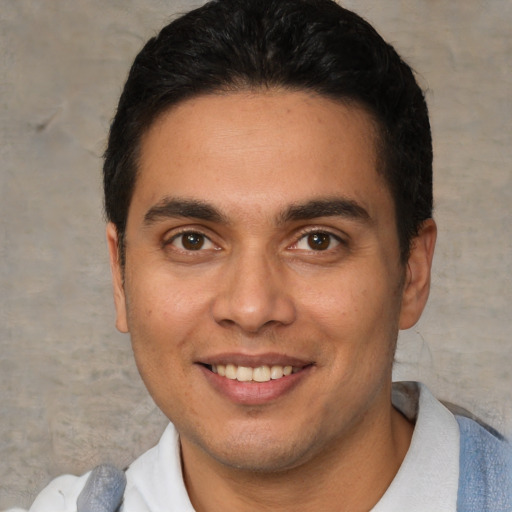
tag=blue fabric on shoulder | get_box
[76,465,127,512]
[456,416,512,512]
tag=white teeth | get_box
[210,363,299,382]
[225,364,237,380]
[270,365,283,379]
[236,366,253,382]
[253,365,271,382]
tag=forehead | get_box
[133,90,390,222]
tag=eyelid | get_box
[288,226,347,251]
[163,227,219,251]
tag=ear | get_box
[399,219,437,330]
[106,223,129,333]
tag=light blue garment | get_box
[76,466,126,512]
[456,416,512,512]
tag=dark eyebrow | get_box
[280,198,371,224]
[144,197,227,225]
[143,197,369,227]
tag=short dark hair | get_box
[104,0,432,263]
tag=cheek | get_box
[124,274,212,385]
[298,269,401,370]
[125,278,209,417]
[127,268,212,332]
[299,272,389,331]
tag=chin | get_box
[188,421,326,474]
[211,444,311,474]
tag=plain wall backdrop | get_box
[1,0,511,508]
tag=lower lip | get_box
[199,365,311,405]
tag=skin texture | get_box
[107,90,436,511]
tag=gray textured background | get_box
[1,1,511,509]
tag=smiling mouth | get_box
[206,364,305,382]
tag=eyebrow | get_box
[143,196,370,227]
[280,198,371,224]
[144,197,227,225]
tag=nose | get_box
[211,249,296,333]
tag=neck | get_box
[181,401,413,512]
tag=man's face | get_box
[108,91,430,473]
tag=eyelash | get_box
[164,229,218,252]
[290,228,346,252]
[163,227,346,254]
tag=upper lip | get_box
[197,352,313,368]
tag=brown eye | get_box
[170,231,214,251]
[293,231,341,252]
[182,233,205,250]
[307,232,331,250]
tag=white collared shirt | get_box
[371,382,459,511]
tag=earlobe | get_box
[399,219,437,330]
[106,223,129,333]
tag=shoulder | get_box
[11,473,91,512]
[10,465,129,512]
[456,415,512,511]
[9,423,185,512]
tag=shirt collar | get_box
[371,381,460,512]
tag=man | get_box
[14,0,511,511]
